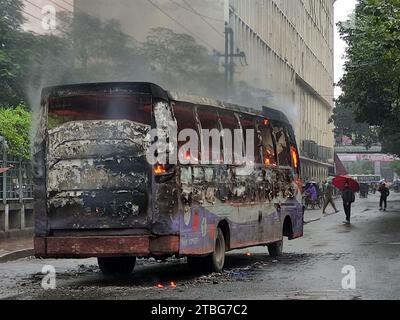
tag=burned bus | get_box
[33,82,304,274]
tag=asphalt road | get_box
[1,193,399,300]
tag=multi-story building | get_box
[229,0,335,180]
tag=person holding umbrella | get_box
[332,176,359,225]
[341,182,356,224]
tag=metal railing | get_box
[0,148,33,203]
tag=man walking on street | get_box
[378,183,390,211]
[342,182,355,225]
[322,181,339,215]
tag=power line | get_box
[21,9,42,22]
[24,0,43,11]
[145,0,217,51]
[60,0,74,9]
[180,0,224,38]
[169,0,224,23]
[46,0,72,12]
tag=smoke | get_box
[25,0,300,148]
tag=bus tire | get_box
[187,228,226,273]
[209,227,226,272]
[267,240,283,257]
[97,256,136,275]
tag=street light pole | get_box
[0,136,8,205]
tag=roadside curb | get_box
[0,248,34,263]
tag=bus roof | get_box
[41,82,169,102]
[42,82,292,127]
[168,92,291,126]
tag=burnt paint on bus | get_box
[34,82,303,258]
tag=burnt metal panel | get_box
[46,120,151,231]
[45,236,150,257]
[35,235,179,258]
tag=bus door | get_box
[258,118,281,243]
[173,104,217,255]
[230,114,265,246]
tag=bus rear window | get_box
[47,94,152,129]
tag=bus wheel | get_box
[210,228,226,272]
[267,240,283,257]
[97,257,136,275]
[187,228,226,273]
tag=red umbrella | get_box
[332,176,360,192]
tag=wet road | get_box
[1,193,399,300]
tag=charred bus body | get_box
[34,82,303,274]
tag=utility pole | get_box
[218,22,246,96]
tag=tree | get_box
[142,27,224,96]
[0,0,25,105]
[343,160,374,175]
[0,104,31,159]
[391,160,400,176]
[57,11,144,83]
[331,102,379,147]
[336,0,400,155]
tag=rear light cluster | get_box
[153,164,175,183]
[154,164,168,175]
[291,146,299,169]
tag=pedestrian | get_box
[378,183,390,211]
[342,181,355,225]
[320,180,327,201]
[304,183,317,208]
[322,181,339,215]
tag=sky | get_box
[334,0,358,98]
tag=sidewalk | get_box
[0,236,34,263]
[304,197,342,224]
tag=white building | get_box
[229,0,335,180]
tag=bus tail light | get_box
[154,164,167,175]
[153,164,175,183]
[291,146,299,169]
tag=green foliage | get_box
[58,12,141,76]
[336,0,400,155]
[0,0,25,105]
[0,105,31,159]
[343,161,374,175]
[143,27,223,92]
[331,103,379,147]
[391,160,400,176]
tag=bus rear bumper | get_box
[34,235,179,258]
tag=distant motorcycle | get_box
[302,192,322,210]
